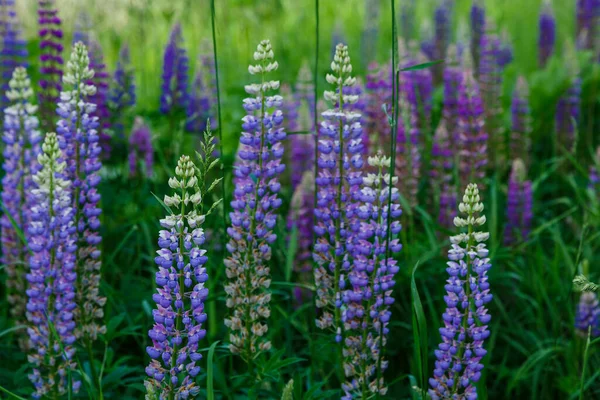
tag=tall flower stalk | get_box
[27,132,80,398]
[2,67,42,349]
[186,44,218,134]
[37,0,63,132]
[129,116,154,178]
[0,0,28,112]
[504,159,532,246]
[56,42,106,350]
[538,1,556,67]
[365,61,392,155]
[431,120,456,229]
[109,44,136,139]
[313,43,363,348]
[555,62,581,153]
[443,45,462,151]
[145,149,219,400]
[341,153,402,399]
[470,0,485,73]
[429,183,492,399]
[224,40,285,366]
[160,23,189,116]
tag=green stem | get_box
[578,326,592,400]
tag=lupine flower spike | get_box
[37,0,64,131]
[0,0,28,112]
[186,42,218,134]
[224,40,285,362]
[575,292,600,338]
[365,62,392,155]
[129,117,154,178]
[429,183,492,400]
[457,54,487,191]
[109,44,136,138]
[470,0,486,73]
[504,159,532,246]
[510,77,531,167]
[443,45,462,147]
[87,38,111,157]
[2,67,42,349]
[555,54,581,153]
[431,120,456,229]
[160,23,189,116]
[27,132,80,398]
[538,1,556,67]
[313,43,363,343]
[341,152,402,398]
[145,151,217,399]
[56,42,106,342]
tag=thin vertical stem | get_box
[578,326,592,400]
[312,0,319,231]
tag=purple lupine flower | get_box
[289,103,314,190]
[443,45,462,146]
[576,0,600,51]
[429,183,492,400]
[395,72,421,207]
[576,292,600,338]
[404,43,433,132]
[0,0,28,112]
[145,155,209,399]
[341,153,402,398]
[538,1,556,67]
[1,68,42,350]
[510,77,531,166]
[224,40,284,360]
[313,43,363,340]
[470,0,486,73]
[160,23,189,115]
[56,42,106,342]
[87,38,111,158]
[344,78,368,155]
[109,44,136,138]
[26,132,80,398]
[281,84,299,133]
[186,44,218,134]
[497,31,514,69]
[288,171,315,304]
[504,159,532,245]
[365,61,393,155]
[419,21,435,61]
[129,117,153,178]
[555,69,581,152]
[295,61,315,113]
[479,28,504,170]
[433,1,451,83]
[37,0,64,132]
[431,121,456,228]
[457,61,487,191]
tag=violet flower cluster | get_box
[129,116,154,178]
[1,67,42,346]
[145,155,209,400]
[56,42,106,342]
[109,44,136,138]
[575,292,600,338]
[365,62,392,156]
[429,183,492,400]
[504,159,532,246]
[87,38,111,157]
[186,47,218,134]
[27,132,80,398]
[341,153,402,398]
[510,77,532,166]
[470,0,486,73]
[457,61,487,191]
[313,43,363,338]
[160,23,189,115]
[37,0,64,132]
[288,171,315,304]
[555,71,581,152]
[224,40,285,361]
[538,1,556,67]
[0,0,28,112]
[576,0,599,51]
[395,72,421,208]
[433,1,451,83]
[443,45,462,150]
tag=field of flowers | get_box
[0,0,599,399]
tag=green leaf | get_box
[285,224,298,282]
[400,59,444,72]
[206,340,220,400]
[150,192,173,216]
[411,261,428,395]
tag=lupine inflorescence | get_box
[313,43,363,339]
[365,61,392,154]
[224,40,285,362]
[27,132,81,398]
[555,64,581,152]
[109,44,136,138]
[470,0,485,73]
[129,116,154,178]
[575,292,600,338]
[504,159,532,245]
[56,41,106,342]
[87,38,111,157]
[538,1,556,67]
[186,45,218,134]
[510,77,531,166]
[341,153,402,398]
[37,0,63,131]
[145,153,215,400]
[1,67,42,348]
[0,0,28,112]
[429,183,492,400]
[431,120,456,229]
[161,23,189,115]
[457,57,487,191]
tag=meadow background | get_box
[0,0,599,399]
